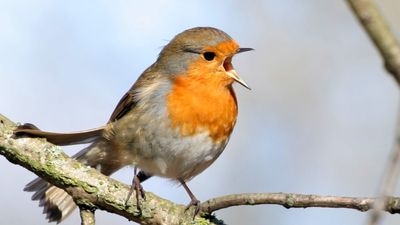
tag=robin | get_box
[15,26,252,223]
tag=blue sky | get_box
[1,1,400,225]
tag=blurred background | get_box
[1,0,400,224]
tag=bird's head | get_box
[158,27,252,89]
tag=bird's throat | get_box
[167,75,238,143]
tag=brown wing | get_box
[14,123,104,146]
[108,91,137,122]
[107,64,159,122]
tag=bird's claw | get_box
[125,175,146,213]
[185,198,201,219]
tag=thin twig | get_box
[201,193,400,213]
[366,107,400,225]
[346,1,400,225]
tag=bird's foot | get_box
[185,197,201,219]
[125,175,146,213]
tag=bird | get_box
[15,26,252,223]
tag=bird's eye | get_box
[203,52,216,61]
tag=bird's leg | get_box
[179,179,201,218]
[125,167,146,212]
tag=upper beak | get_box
[226,69,251,90]
[237,47,254,54]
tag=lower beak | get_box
[226,69,251,90]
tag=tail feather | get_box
[14,123,105,146]
[39,186,74,223]
[29,182,50,200]
[25,177,48,193]
[25,170,78,222]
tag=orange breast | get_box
[167,73,238,143]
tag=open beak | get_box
[226,69,251,90]
[222,47,253,89]
[226,47,253,89]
